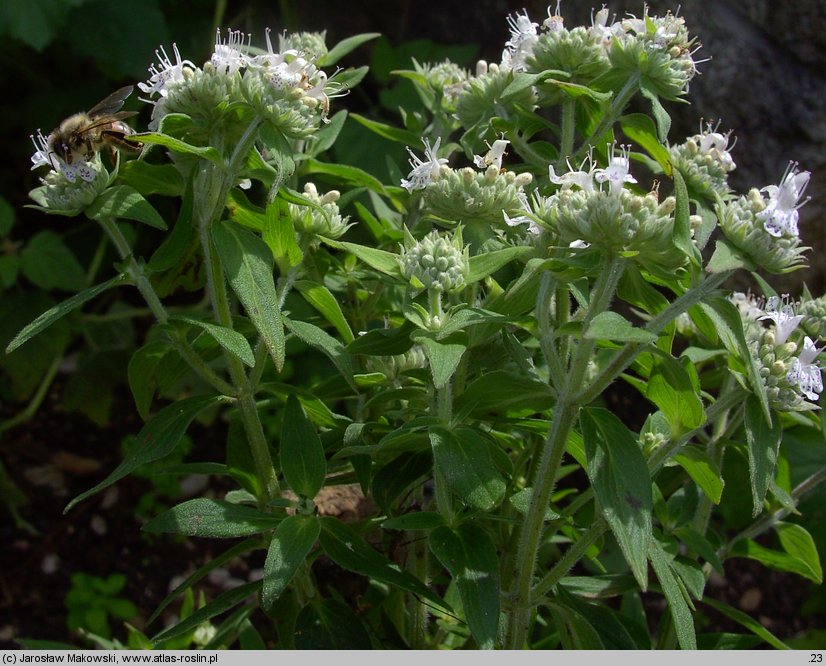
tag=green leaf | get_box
[20,230,86,292]
[455,370,554,415]
[671,169,698,263]
[466,246,534,283]
[372,451,432,511]
[700,297,770,422]
[294,598,372,649]
[648,539,697,650]
[262,515,320,609]
[730,538,821,583]
[263,197,303,271]
[706,239,753,273]
[151,582,260,645]
[143,498,281,538]
[213,220,285,371]
[295,280,354,343]
[673,526,724,574]
[170,315,255,367]
[148,540,259,625]
[346,322,414,356]
[318,516,449,611]
[581,407,653,590]
[5,273,127,353]
[382,512,444,531]
[674,446,724,505]
[430,426,505,511]
[132,131,223,165]
[118,161,185,197]
[775,522,823,583]
[86,185,167,230]
[64,395,224,512]
[645,353,705,437]
[283,317,355,386]
[308,110,347,157]
[414,333,466,389]
[319,31,380,65]
[585,311,658,344]
[304,158,387,195]
[127,339,172,420]
[699,597,790,650]
[430,524,500,649]
[639,83,671,141]
[334,240,403,278]
[350,113,421,146]
[281,395,327,499]
[744,395,782,517]
[619,113,672,176]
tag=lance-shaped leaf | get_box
[6,273,128,353]
[293,598,372,649]
[143,498,281,537]
[263,515,320,609]
[581,407,653,590]
[744,395,782,517]
[296,280,354,343]
[65,395,225,512]
[132,131,223,166]
[151,581,261,645]
[281,394,327,499]
[585,311,658,344]
[430,426,505,512]
[648,539,697,650]
[283,317,355,388]
[413,332,466,389]
[86,185,167,230]
[213,220,285,371]
[430,524,500,649]
[170,315,255,367]
[318,516,449,611]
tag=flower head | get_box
[502,9,539,71]
[30,130,97,183]
[401,137,448,192]
[549,153,598,192]
[503,191,542,236]
[138,43,195,98]
[757,161,811,238]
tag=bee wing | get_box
[77,112,139,134]
[87,85,134,118]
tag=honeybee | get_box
[47,85,142,169]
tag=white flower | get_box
[549,154,598,192]
[211,28,249,75]
[474,139,510,170]
[542,2,564,32]
[590,6,621,46]
[698,122,736,172]
[594,144,637,195]
[787,336,823,401]
[401,137,448,192]
[502,9,539,71]
[760,295,804,345]
[138,43,194,98]
[757,161,811,238]
[30,130,93,183]
[503,191,542,235]
[730,291,763,321]
[30,130,54,171]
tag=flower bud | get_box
[400,230,469,294]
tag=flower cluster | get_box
[400,229,469,294]
[535,145,685,272]
[288,182,351,240]
[719,163,810,273]
[28,153,109,214]
[669,122,736,199]
[140,28,338,138]
[735,293,823,411]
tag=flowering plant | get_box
[11,6,825,650]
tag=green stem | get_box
[537,272,564,387]
[556,98,576,172]
[198,195,279,503]
[571,73,640,163]
[575,270,734,405]
[0,354,61,435]
[96,216,236,397]
[504,256,625,648]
